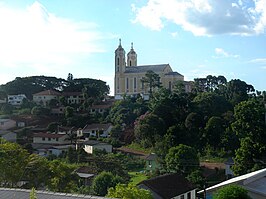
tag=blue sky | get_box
[0,0,265,95]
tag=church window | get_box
[117,78,119,89]
[117,57,119,65]
[130,60,132,66]
[134,77,137,89]
[126,78,129,90]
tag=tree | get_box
[231,99,266,142]
[141,70,161,94]
[232,137,265,176]
[0,139,30,187]
[91,171,123,196]
[25,154,50,189]
[204,116,225,149]
[213,185,251,199]
[165,144,199,174]
[107,184,153,199]
[134,112,166,147]
[31,106,50,116]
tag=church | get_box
[114,39,189,99]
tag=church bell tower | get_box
[127,42,137,66]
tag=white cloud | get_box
[0,1,108,78]
[132,0,266,36]
[213,48,239,58]
[170,32,179,37]
[249,58,266,63]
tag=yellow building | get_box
[114,39,189,99]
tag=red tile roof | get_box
[33,132,66,138]
[33,89,61,96]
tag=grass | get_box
[126,142,152,154]
[128,171,148,185]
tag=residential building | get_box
[89,100,114,115]
[114,40,190,99]
[63,92,84,104]
[0,119,16,130]
[81,123,112,138]
[7,94,27,106]
[138,173,197,199]
[83,140,112,154]
[32,89,61,106]
[200,168,266,199]
[33,132,70,145]
[145,153,160,173]
[0,131,17,142]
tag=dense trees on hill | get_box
[0,75,109,100]
[108,75,265,177]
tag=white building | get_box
[81,123,112,138]
[8,94,27,106]
[33,132,70,145]
[200,168,266,199]
[83,140,112,154]
[33,89,61,106]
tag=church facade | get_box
[114,40,188,99]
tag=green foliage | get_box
[134,112,166,147]
[30,187,37,199]
[107,183,153,199]
[231,99,266,141]
[91,171,123,196]
[31,106,50,116]
[186,170,205,189]
[213,185,251,199]
[141,70,161,94]
[0,139,30,187]
[128,172,148,186]
[0,104,13,114]
[165,144,199,174]
[47,159,79,192]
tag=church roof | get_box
[124,64,183,76]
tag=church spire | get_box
[127,42,137,66]
[131,42,133,50]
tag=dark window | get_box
[48,138,51,141]
[134,77,137,89]
[187,192,191,199]
[130,60,132,66]
[181,195,184,199]
[169,81,172,90]
[117,57,119,65]
[42,137,45,141]
[56,138,58,141]
[126,78,129,89]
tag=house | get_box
[89,100,114,115]
[7,94,27,106]
[138,173,197,199]
[0,188,110,199]
[200,168,266,199]
[83,140,112,154]
[81,123,113,138]
[0,131,17,142]
[0,119,16,130]
[63,92,84,104]
[145,153,160,173]
[75,166,97,186]
[33,132,70,145]
[114,40,191,99]
[32,89,61,106]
